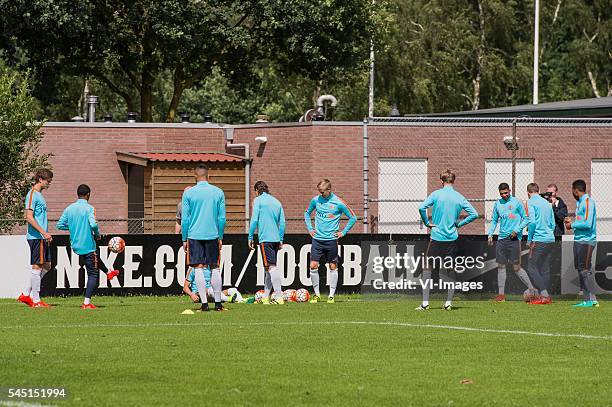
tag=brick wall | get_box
[37,122,611,234]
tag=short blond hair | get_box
[317,179,332,189]
[440,169,455,183]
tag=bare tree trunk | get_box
[166,66,185,123]
[588,71,601,97]
[540,0,562,59]
[472,0,485,110]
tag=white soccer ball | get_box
[283,289,297,302]
[295,288,310,302]
[108,236,125,254]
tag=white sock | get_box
[31,269,42,303]
[445,300,452,307]
[22,266,33,296]
[193,268,208,305]
[497,266,506,295]
[211,268,222,303]
[328,269,338,297]
[310,268,320,296]
[541,289,550,297]
[269,266,282,297]
[263,271,272,298]
[516,268,534,290]
[84,297,91,305]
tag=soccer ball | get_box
[108,237,125,254]
[282,289,297,302]
[295,288,310,302]
[254,290,266,302]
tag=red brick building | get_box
[39,119,612,234]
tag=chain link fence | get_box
[367,117,612,235]
[0,218,314,235]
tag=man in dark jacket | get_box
[547,184,568,237]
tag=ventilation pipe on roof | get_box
[87,95,98,122]
[225,127,250,232]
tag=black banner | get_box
[41,234,569,296]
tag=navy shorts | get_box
[187,239,220,267]
[528,242,553,274]
[260,242,281,267]
[79,250,100,275]
[311,239,339,264]
[27,239,51,265]
[574,242,595,271]
[425,240,458,262]
[496,237,521,265]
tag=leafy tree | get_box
[0,67,49,230]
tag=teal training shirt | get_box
[419,185,478,242]
[526,194,555,243]
[25,189,48,239]
[572,194,596,244]
[304,193,357,241]
[187,268,212,294]
[487,195,528,239]
[248,192,286,243]
[56,199,100,255]
[182,181,226,241]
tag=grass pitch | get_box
[0,296,611,407]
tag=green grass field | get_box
[1,296,611,407]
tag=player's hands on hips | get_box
[248,240,255,250]
[309,230,315,237]
[42,232,52,242]
[335,231,344,238]
[426,223,436,229]
[487,236,493,246]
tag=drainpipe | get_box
[225,128,250,232]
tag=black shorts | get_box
[27,239,51,265]
[496,238,522,265]
[186,239,220,267]
[311,239,339,264]
[574,242,595,271]
[528,242,553,273]
[260,242,281,267]
[425,240,458,260]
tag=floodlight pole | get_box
[533,0,540,104]
[512,119,517,193]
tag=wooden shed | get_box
[117,152,247,234]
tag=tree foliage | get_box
[0,67,49,229]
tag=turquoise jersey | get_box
[248,192,286,243]
[187,268,212,294]
[182,181,226,242]
[526,194,555,243]
[304,193,357,241]
[487,195,528,239]
[572,194,596,245]
[56,199,100,255]
[419,185,478,242]
[24,189,48,239]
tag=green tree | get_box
[2,0,375,122]
[0,67,49,230]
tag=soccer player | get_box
[417,169,478,311]
[57,184,120,309]
[248,181,286,304]
[18,168,54,308]
[304,179,357,303]
[183,268,244,303]
[525,183,556,305]
[487,183,536,302]
[182,164,226,312]
[565,179,599,308]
